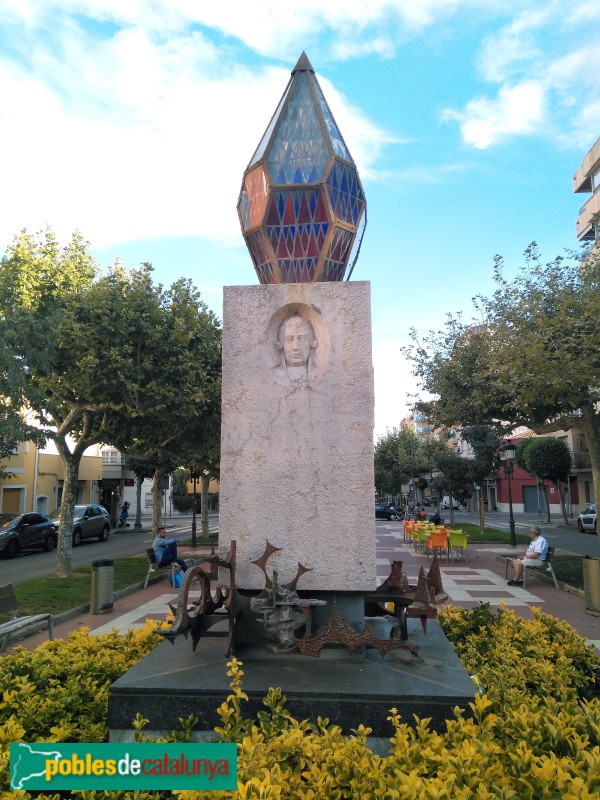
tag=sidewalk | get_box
[376,523,600,655]
[6,532,600,656]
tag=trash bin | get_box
[91,559,114,615]
[583,556,600,617]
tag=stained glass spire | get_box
[237,52,366,284]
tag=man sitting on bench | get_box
[153,527,188,573]
[507,525,548,586]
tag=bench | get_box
[143,548,193,589]
[504,545,560,590]
[0,583,54,651]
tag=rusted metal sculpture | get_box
[159,545,435,658]
[296,602,419,657]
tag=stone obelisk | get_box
[219,52,375,594]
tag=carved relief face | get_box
[281,317,315,367]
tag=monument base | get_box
[108,618,475,741]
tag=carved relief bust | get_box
[271,314,319,388]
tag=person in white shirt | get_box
[507,526,548,586]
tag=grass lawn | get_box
[3,557,154,619]
[551,557,585,590]
[449,522,530,544]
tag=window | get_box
[102,450,120,464]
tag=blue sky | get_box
[1,1,599,437]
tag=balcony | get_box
[573,136,600,193]
[576,188,600,241]
[573,452,592,470]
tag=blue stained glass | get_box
[266,72,329,185]
[313,77,351,161]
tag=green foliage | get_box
[171,494,200,513]
[405,245,600,520]
[462,425,500,485]
[374,426,447,498]
[0,622,165,796]
[524,437,573,483]
[435,450,474,506]
[171,467,190,497]
[515,437,536,471]
[1,609,599,799]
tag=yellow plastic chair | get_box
[448,529,468,563]
[415,527,431,550]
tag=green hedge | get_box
[0,605,598,799]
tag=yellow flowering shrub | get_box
[1,607,599,799]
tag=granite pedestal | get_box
[108,618,476,741]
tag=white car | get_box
[577,504,597,534]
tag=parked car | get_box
[375,503,398,521]
[577,504,597,534]
[0,512,57,558]
[50,504,111,546]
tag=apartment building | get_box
[573,134,600,245]
[0,440,102,515]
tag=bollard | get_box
[583,556,600,617]
[91,559,114,614]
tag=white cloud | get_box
[444,81,545,149]
[0,19,395,249]
[448,3,600,149]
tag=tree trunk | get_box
[479,491,485,534]
[201,473,210,539]
[134,474,143,529]
[54,448,82,578]
[152,467,164,535]
[542,484,551,523]
[556,480,569,524]
[449,494,455,527]
[580,406,600,537]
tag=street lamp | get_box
[190,470,201,548]
[499,440,517,547]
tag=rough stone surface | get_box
[220,282,375,591]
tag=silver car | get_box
[50,504,111,546]
[577,504,597,534]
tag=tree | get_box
[374,427,448,507]
[434,452,473,526]
[0,229,221,574]
[406,244,600,535]
[519,438,573,524]
[107,277,222,536]
[463,425,501,532]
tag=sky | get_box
[1,1,599,439]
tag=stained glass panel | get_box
[266,72,329,185]
[321,227,354,281]
[325,160,366,227]
[249,81,290,167]
[279,258,318,283]
[239,165,269,231]
[313,77,351,161]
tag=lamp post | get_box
[190,470,201,548]
[499,440,517,547]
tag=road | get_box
[0,515,218,586]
